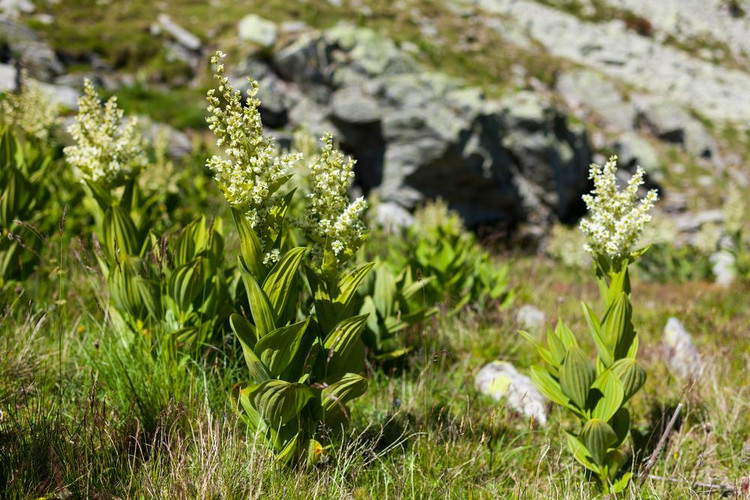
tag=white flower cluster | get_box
[64,80,146,185]
[206,52,300,259]
[1,72,60,141]
[579,156,658,260]
[299,134,367,263]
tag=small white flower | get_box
[205,51,299,252]
[63,79,146,185]
[298,134,367,264]
[579,156,658,260]
[1,72,60,141]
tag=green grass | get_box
[2,244,748,497]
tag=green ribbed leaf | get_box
[581,301,615,368]
[323,314,368,381]
[519,330,558,370]
[590,370,624,421]
[336,262,375,311]
[322,373,367,425]
[560,346,595,410]
[565,432,600,474]
[232,208,266,279]
[581,418,617,466]
[250,380,313,428]
[255,318,311,377]
[263,247,306,321]
[241,268,276,337]
[373,264,396,319]
[555,321,578,350]
[530,365,576,412]
[609,407,631,447]
[601,292,631,349]
[168,258,204,311]
[611,358,646,403]
[103,205,139,259]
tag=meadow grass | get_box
[1,248,747,498]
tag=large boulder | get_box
[256,25,594,229]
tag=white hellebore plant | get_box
[521,156,657,495]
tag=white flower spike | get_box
[579,156,658,261]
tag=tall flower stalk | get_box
[521,157,657,494]
[205,51,373,464]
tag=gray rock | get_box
[516,304,545,331]
[157,14,201,52]
[556,68,635,131]
[499,91,592,221]
[331,85,380,124]
[0,63,16,91]
[10,39,64,81]
[374,201,414,232]
[455,0,750,128]
[710,250,736,286]
[635,98,717,159]
[662,317,703,380]
[475,361,548,424]
[143,122,192,160]
[38,82,79,109]
[265,25,594,229]
[674,209,724,233]
[0,17,36,43]
[238,14,277,48]
[614,132,663,182]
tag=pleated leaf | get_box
[590,369,624,422]
[560,346,595,410]
[251,380,313,428]
[581,418,617,466]
[262,247,306,321]
[611,358,646,403]
[255,318,311,377]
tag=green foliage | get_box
[0,128,57,289]
[635,242,713,283]
[377,200,514,316]
[522,264,646,493]
[230,207,373,464]
[522,252,650,493]
[356,260,437,362]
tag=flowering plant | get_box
[206,52,372,464]
[521,157,656,494]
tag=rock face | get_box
[229,24,593,228]
[0,18,63,81]
[475,361,548,424]
[455,0,750,128]
[662,317,703,380]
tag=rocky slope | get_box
[1,0,748,240]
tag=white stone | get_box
[710,250,736,286]
[157,14,201,51]
[662,317,703,380]
[516,304,545,331]
[238,14,278,48]
[475,361,548,424]
[0,63,17,92]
